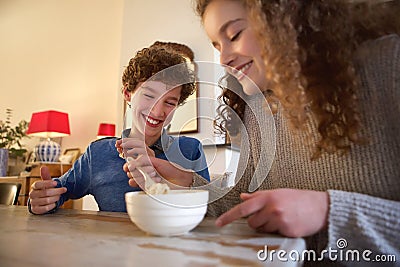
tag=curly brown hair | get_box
[195,0,400,157]
[151,41,195,62]
[122,46,196,105]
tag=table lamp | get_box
[97,123,115,139]
[26,110,70,162]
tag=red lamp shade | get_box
[26,110,70,162]
[97,123,115,138]
[27,110,70,138]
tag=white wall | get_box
[0,0,124,151]
[0,0,226,163]
[0,0,240,209]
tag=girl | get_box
[191,0,400,265]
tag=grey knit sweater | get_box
[194,34,400,266]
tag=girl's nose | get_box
[219,44,235,66]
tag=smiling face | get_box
[202,0,267,94]
[128,81,182,145]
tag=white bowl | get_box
[125,190,209,236]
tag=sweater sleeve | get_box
[327,190,400,259]
[192,172,243,217]
[192,124,256,217]
[325,35,400,259]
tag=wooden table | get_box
[0,205,305,267]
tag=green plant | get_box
[0,108,29,158]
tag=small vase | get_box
[0,148,9,176]
[34,139,61,162]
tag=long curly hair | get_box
[122,46,196,105]
[195,0,400,157]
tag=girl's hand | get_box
[150,157,194,188]
[215,189,329,237]
[122,157,193,188]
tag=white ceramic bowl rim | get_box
[126,190,208,209]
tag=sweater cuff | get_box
[327,190,359,250]
[191,172,209,188]
[327,190,400,256]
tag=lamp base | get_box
[34,139,61,162]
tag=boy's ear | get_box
[123,86,131,102]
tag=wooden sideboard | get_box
[0,162,73,208]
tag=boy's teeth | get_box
[146,117,160,125]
